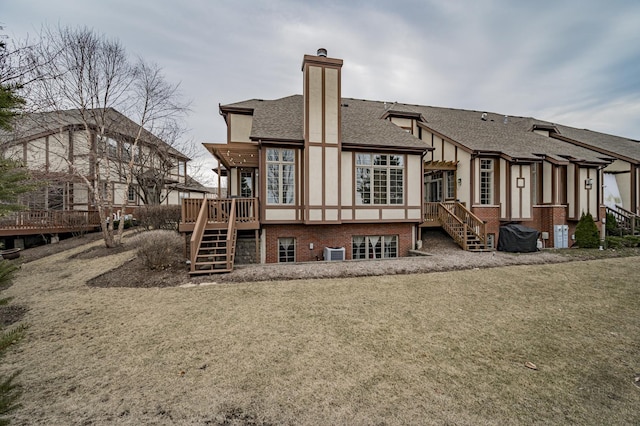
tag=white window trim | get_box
[352,235,398,260]
[480,159,494,205]
[355,154,404,206]
[266,148,295,205]
[278,237,296,263]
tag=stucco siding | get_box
[407,154,422,206]
[308,146,323,205]
[229,114,253,143]
[341,151,353,206]
[307,66,323,143]
[543,161,553,204]
[381,209,406,220]
[325,146,339,205]
[457,150,471,206]
[265,209,298,221]
[324,68,339,144]
[567,165,576,218]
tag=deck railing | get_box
[0,210,101,232]
[181,197,258,225]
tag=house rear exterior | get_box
[181,49,640,273]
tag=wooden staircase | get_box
[606,205,640,236]
[189,198,238,275]
[423,202,489,251]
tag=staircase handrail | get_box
[606,205,638,235]
[453,202,487,245]
[226,198,237,270]
[437,203,468,250]
[189,198,210,273]
[611,204,638,218]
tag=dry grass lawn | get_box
[1,240,639,425]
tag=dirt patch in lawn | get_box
[0,304,28,327]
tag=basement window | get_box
[352,235,398,260]
[278,238,295,263]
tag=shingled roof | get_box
[401,105,615,164]
[550,124,640,163]
[1,108,190,160]
[221,95,430,150]
[220,95,634,165]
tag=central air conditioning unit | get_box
[324,247,345,261]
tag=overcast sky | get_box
[3,0,640,185]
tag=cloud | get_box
[4,0,640,185]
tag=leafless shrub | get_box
[128,230,183,270]
[136,205,181,231]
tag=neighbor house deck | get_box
[0,210,102,237]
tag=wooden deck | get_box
[179,197,259,233]
[0,210,101,237]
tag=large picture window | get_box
[356,154,404,205]
[266,148,295,205]
[352,235,398,259]
[480,159,494,205]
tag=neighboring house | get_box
[0,108,208,247]
[180,49,640,273]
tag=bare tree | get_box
[22,25,189,247]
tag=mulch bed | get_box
[89,256,187,288]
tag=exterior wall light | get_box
[516,177,525,188]
[585,178,593,189]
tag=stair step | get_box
[194,261,229,266]
[189,268,232,275]
[196,254,227,259]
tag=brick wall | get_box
[470,204,606,249]
[470,206,501,245]
[263,223,414,263]
[521,206,568,248]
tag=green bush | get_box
[605,235,640,249]
[575,212,600,248]
[128,230,184,270]
[605,212,620,236]
[136,205,181,231]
